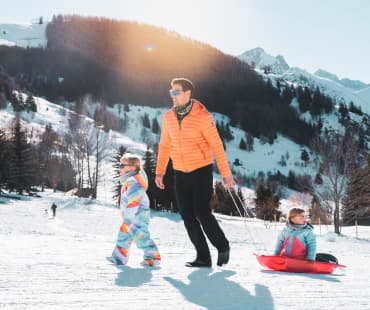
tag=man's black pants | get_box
[174,164,229,261]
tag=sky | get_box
[1,0,370,83]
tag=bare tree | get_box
[84,123,110,199]
[310,129,359,234]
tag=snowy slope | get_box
[0,190,369,310]
[239,48,370,115]
[0,93,317,200]
[0,23,47,47]
[314,69,370,90]
[238,47,289,75]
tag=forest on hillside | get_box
[0,15,333,146]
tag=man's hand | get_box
[223,175,235,188]
[155,174,165,189]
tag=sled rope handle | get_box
[226,187,268,254]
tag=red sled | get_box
[255,254,346,274]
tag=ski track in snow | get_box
[1,191,369,310]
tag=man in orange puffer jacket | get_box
[155,78,234,267]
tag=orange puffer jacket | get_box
[156,99,231,178]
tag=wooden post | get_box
[355,220,358,238]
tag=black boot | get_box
[185,258,212,268]
[217,247,230,266]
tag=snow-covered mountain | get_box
[0,22,47,47]
[238,48,370,115]
[0,22,368,197]
[314,69,370,90]
[238,47,289,75]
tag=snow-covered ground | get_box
[1,190,369,310]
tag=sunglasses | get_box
[169,89,184,96]
[293,215,306,219]
[119,163,131,169]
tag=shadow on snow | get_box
[164,268,274,310]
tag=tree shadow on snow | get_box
[115,265,158,287]
[164,269,274,310]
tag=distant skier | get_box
[51,202,57,218]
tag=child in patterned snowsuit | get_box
[274,207,316,261]
[110,153,161,266]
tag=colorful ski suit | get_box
[274,222,316,261]
[112,170,160,266]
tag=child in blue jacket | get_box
[108,154,161,266]
[274,207,316,261]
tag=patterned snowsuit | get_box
[274,222,316,261]
[112,170,160,266]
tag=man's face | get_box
[169,83,191,108]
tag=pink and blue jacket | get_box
[274,222,316,261]
[120,169,150,224]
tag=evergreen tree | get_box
[162,160,178,212]
[142,146,158,209]
[239,138,246,150]
[314,172,323,185]
[26,94,37,112]
[143,113,151,129]
[151,118,160,134]
[282,85,294,105]
[297,86,311,113]
[254,181,280,221]
[112,145,128,202]
[311,87,322,116]
[342,158,370,225]
[210,182,242,216]
[338,102,349,120]
[0,129,9,193]
[301,149,310,163]
[7,117,35,194]
[245,133,254,151]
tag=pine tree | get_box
[142,146,158,209]
[254,181,280,221]
[7,117,35,194]
[239,138,246,150]
[142,113,151,129]
[245,133,254,151]
[112,145,128,202]
[151,118,160,134]
[210,182,242,216]
[301,149,310,163]
[342,158,370,225]
[26,94,37,112]
[0,129,9,194]
[311,87,322,116]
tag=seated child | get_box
[274,207,316,261]
[108,153,161,267]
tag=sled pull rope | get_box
[226,188,268,253]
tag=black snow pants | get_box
[174,164,229,261]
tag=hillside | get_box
[239,47,370,115]
[0,16,318,146]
